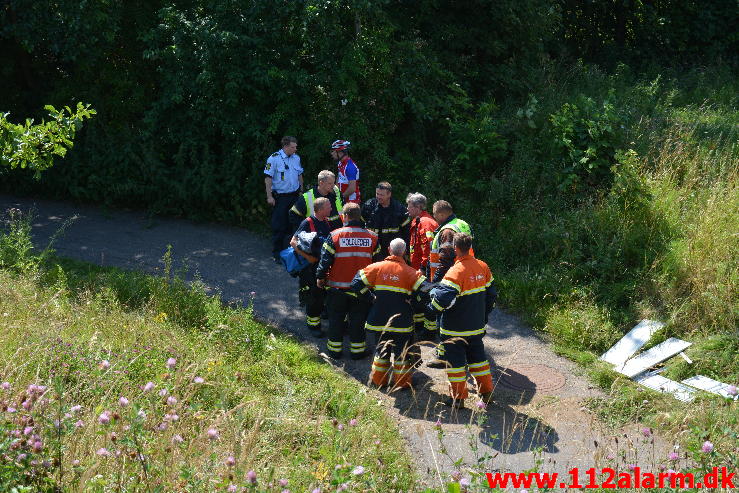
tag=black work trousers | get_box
[271,191,299,258]
[325,288,370,358]
[298,266,325,331]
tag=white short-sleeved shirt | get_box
[264,149,303,193]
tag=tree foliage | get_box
[1,103,95,177]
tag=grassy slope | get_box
[460,63,738,458]
[0,252,415,491]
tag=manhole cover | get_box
[497,364,566,392]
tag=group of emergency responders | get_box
[265,137,497,407]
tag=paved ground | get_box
[1,194,672,486]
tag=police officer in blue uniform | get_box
[265,136,304,261]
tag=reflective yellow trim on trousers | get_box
[365,323,413,333]
[440,327,486,337]
[467,361,489,369]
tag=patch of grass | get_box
[0,243,416,491]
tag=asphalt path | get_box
[1,194,671,486]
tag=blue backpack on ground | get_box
[280,246,310,276]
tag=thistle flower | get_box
[157,422,168,431]
[227,485,237,493]
[349,418,358,426]
[352,466,365,475]
[31,441,43,453]
[702,441,714,453]
[207,428,219,440]
[70,404,82,413]
[143,382,155,392]
[246,470,257,484]
[166,358,177,369]
[166,396,177,406]
[17,453,27,461]
[96,448,110,457]
[312,489,321,493]
[460,477,470,488]
[279,478,288,487]
[98,411,111,425]
[23,426,33,435]
[21,400,32,411]
[158,388,168,397]
[475,400,486,410]
[172,434,184,444]
[669,451,679,461]
[7,406,16,413]
[628,464,636,471]
[0,382,9,391]
[337,424,344,431]
[451,470,462,481]
[119,397,129,407]
[727,385,738,397]
[74,420,84,429]
[225,456,236,467]
[193,376,205,384]
[137,409,147,419]
[99,360,111,370]
[642,427,652,437]
[72,459,80,466]
[434,418,442,429]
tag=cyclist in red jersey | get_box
[330,140,361,204]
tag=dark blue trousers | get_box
[271,191,299,258]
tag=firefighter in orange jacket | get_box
[316,202,379,359]
[406,193,438,335]
[426,233,497,408]
[351,238,426,389]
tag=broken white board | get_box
[682,375,738,399]
[600,320,664,368]
[634,374,696,402]
[618,337,692,378]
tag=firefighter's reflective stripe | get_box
[328,280,352,288]
[374,284,412,295]
[365,323,413,333]
[440,279,461,292]
[440,327,486,337]
[335,252,372,258]
[350,341,366,353]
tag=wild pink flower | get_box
[119,397,129,407]
[225,455,236,467]
[434,418,442,429]
[143,382,155,392]
[667,469,677,476]
[460,477,470,488]
[702,441,714,453]
[628,464,637,471]
[32,441,43,453]
[71,404,82,413]
[374,439,381,445]
[71,459,80,466]
[96,448,110,457]
[0,382,9,390]
[727,385,738,397]
[227,485,237,493]
[352,466,364,475]
[23,426,33,435]
[98,411,111,425]
[349,418,358,426]
[311,489,321,493]
[193,376,204,384]
[166,358,177,369]
[207,428,219,440]
[668,451,679,461]
[21,400,32,410]
[164,413,179,422]
[246,470,257,484]
[6,406,16,413]
[99,360,111,370]
[475,400,486,410]
[157,422,168,431]
[451,469,462,481]
[172,434,184,444]
[337,424,344,431]
[137,409,147,419]
[281,490,289,493]
[75,420,84,429]
[17,453,27,461]
[337,484,348,492]
[642,427,652,437]
[166,396,177,406]
[158,388,168,397]
[606,454,615,460]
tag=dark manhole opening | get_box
[497,364,566,392]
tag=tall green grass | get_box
[0,217,415,491]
